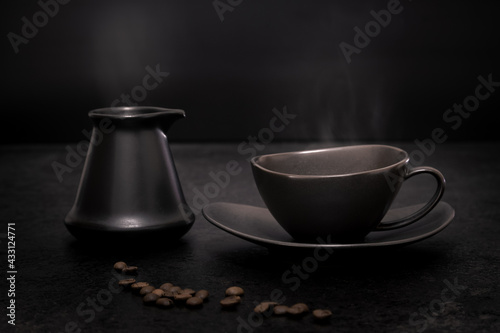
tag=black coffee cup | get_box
[251,145,445,242]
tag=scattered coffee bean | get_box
[131,282,150,291]
[159,283,173,291]
[273,305,289,316]
[182,288,196,295]
[220,296,241,308]
[312,309,332,321]
[286,306,305,317]
[113,261,333,323]
[163,290,178,298]
[143,293,160,304]
[253,301,278,313]
[254,303,271,313]
[186,297,203,308]
[195,290,209,301]
[156,298,174,308]
[118,278,136,287]
[139,286,156,295]
[122,266,138,275]
[291,303,309,313]
[225,286,244,296]
[113,261,127,272]
[169,286,182,294]
[152,289,165,297]
[174,293,192,302]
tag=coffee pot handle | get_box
[375,166,446,231]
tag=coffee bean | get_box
[291,303,309,313]
[273,305,289,316]
[182,288,196,295]
[156,298,174,308]
[113,261,127,271]
[312,309,332,321]
[122,266,138,275]
[163,290,178,298]
[186,297,203,308]
[255,301,278,312]
[139,286,156,295]
[159,283,173,291]
[152,289,165,297]
[174,293,192,302]
[195,290,209,301]
[143,293,160,304]
[118,278,136,287]
[254,303,272,313]
[286,306,305,317]
[131,282,150,291]
[225,286,244,296]
[220,296,241,308]
[113,263,337,323]
[169,286,182,294]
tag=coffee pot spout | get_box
[157,108,186,133]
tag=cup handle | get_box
[375,166,446,231]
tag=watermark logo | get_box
[61,269,125,333]
[384,73,498,191]
[110,65,169,107]
[7,0,72,54]
[51,64,169,183]
[181,106,296,217]
[213,0,243,22]
[5,223,16,326]
[51,117,115,183]
[408,278,467,332]
[411,73,498,167]
[236,235,334,332]
[339,0,404,64]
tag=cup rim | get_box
[251,144,409,178]
[88,106,185,119]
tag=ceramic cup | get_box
[251,145,445,242]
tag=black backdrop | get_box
[2,0,499,143]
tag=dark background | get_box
[1,0,500,143]
[1,2,500,332]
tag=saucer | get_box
[202,202,455,249]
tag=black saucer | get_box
[202,202,455,249]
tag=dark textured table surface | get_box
[1,142,499,333]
